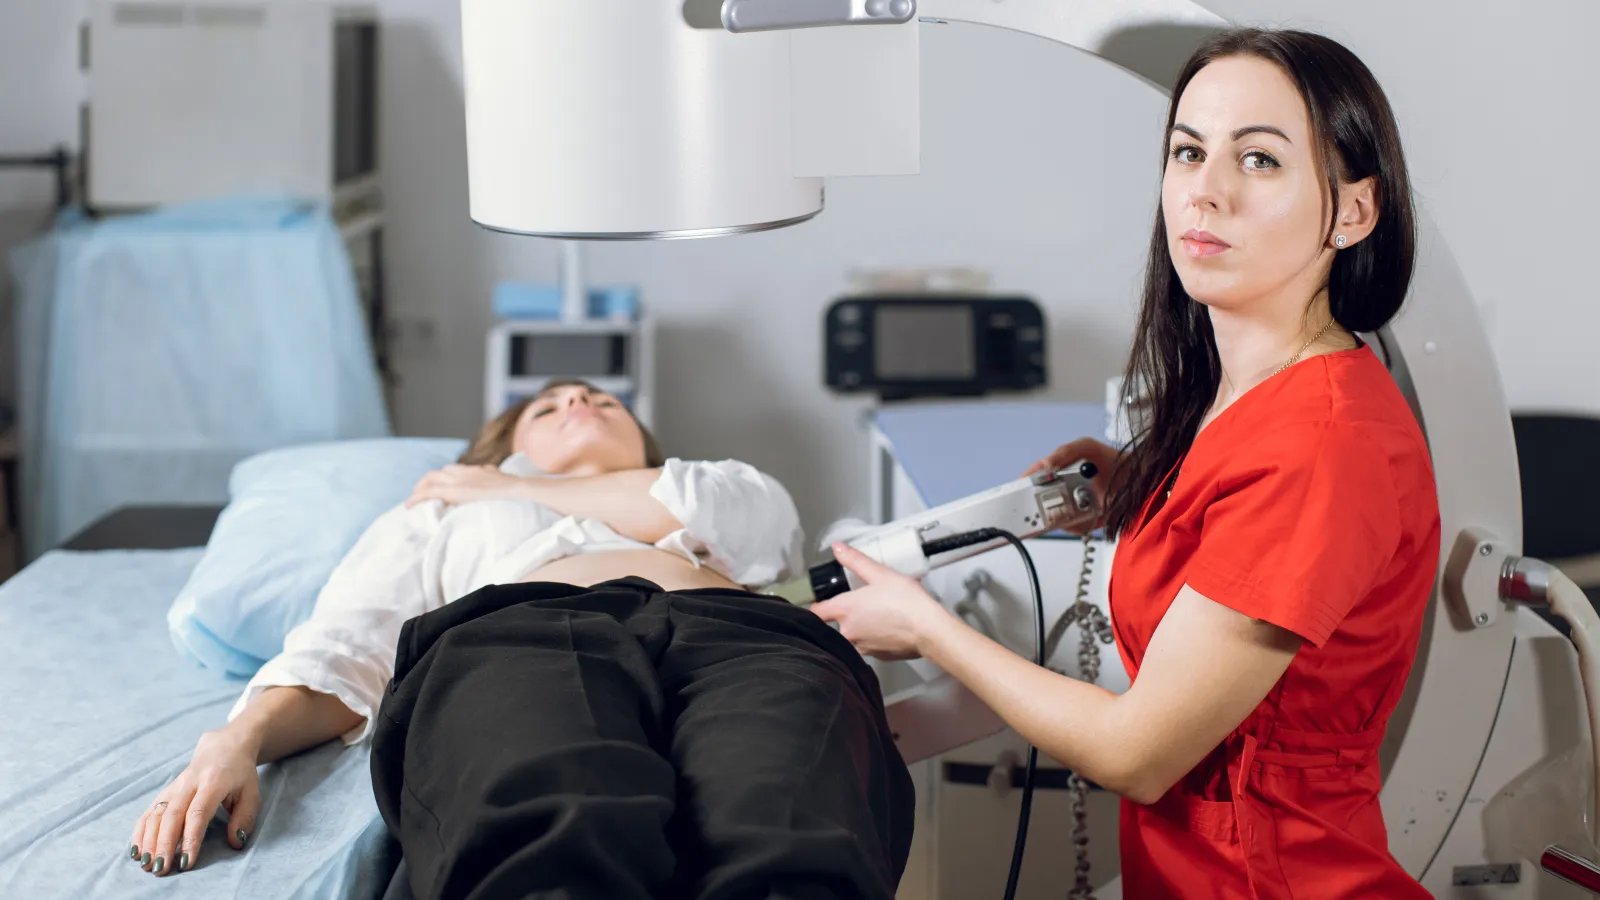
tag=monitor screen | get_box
[874,305,975,380]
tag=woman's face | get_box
[512,384,647,475]
[1162,55,1333,313]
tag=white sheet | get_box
[0,549,395,900]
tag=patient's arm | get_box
[233,685,366,765]
[405,458,806,586]
[227,502,439,746]
[130,687,360,878]
[514,468,682,543]
[407,464,682,543]
[134,505,440,878]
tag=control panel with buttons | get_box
[824,294,1048,400]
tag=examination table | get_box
[0,506,411,900]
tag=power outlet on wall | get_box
[387,314,442,361]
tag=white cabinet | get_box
[86,1,380,215]
[483,318,654,426]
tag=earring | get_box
[1335,234,1348,248]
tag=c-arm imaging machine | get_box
[456,0,1600,894]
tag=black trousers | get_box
[370,578,916,900]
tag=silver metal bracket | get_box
[722,0,917,32]
[1441,526,1509,629]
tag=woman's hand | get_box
[1023,437,1121,531]
[406,464,528,508]
[129,729,260,877]
[1023,436,1120,480]
[809,544,955,661]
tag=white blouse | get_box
[228,458,806,744]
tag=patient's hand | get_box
[406,464,529,508]
[129,729,259,877]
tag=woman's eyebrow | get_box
[1232,124,1291,142]
[1170,123,1292,143]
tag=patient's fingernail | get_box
[129,844,139,860]
[236,828,248,846]
[154,856,164,874]
[180,852,190,872]
[141,851,151,867]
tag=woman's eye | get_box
[1242,151,1280,170]
[1170,144,1203,164]
[531,408,554,419]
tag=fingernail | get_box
[236,828,248,845]
[141,851,151,867]
[180,852,190,872]
[129,844,139,860]
[154,856,164,874]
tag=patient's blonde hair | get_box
[459,378,666,469]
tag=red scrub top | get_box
[1109,344,1441,899]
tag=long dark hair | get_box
[1103,28,1417,536]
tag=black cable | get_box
[920,527,1044,900]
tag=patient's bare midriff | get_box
[522,549,741,592]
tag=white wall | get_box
[3,0,1598,545]
[1212,0,1600,415]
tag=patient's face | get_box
[513,385,648,475]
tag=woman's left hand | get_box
[809,543,954,661]
[406,465,528,508]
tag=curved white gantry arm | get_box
[876,0,1547,880]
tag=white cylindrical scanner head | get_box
[460,0,824,239]
[848,528,930,589]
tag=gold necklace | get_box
[1274,319,1337,377]
[1166,319,1341,501]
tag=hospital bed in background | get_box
[7,196,392,563]
[0,508,406,900]
[7,0,396,560]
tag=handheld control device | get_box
[764,462,1100,606]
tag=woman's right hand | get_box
[1023,437,1121,530]
[129,728,260,877]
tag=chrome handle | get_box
[1542,845,1600,893]
[1501,558,1600,841]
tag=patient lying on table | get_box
[131,380,914,899]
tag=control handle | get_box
[1542,845,1600,894]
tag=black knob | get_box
[809,561,850,602]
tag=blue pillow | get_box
[167,437,467,677]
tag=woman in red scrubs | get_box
[813,28,1440,899]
